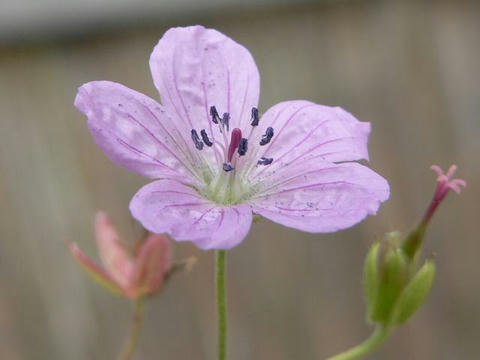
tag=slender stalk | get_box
[118,298,144,360]
[326,325,391,360]
[216,250,227,360]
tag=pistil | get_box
[227,128,242,163]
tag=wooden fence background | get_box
[0,1,479,359]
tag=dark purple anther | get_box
[223,163,235,172]
[250,107,259,126]
[222,113,230,131]
[257,157,273,165]
[200,129,213,147]
[260,127,274,146]
[191,129,204,150]
[227,128,242,162]
[210,106,220,124]
[238,138,248,156]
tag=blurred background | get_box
[0,0,478,359]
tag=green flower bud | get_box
[363,231,437,328]
[391,260,436,325]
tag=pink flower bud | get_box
[70,211,172,299]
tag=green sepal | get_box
[372,247,409,323]
[391,260,436,325]
[363,241,380,323]
[402,224,426,261]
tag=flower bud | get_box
[363,234,436,326]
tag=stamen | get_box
[222,113,230,132]
[250,107,259,126]
[210,106,220,124]
[260,127,274,146]
[257,157,273,165]
[223,163,235,172]
[238,138,248,156]
[191,129,204,150]
[200,129,213,147]
[227,128,242,162]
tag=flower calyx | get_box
[364,232,435,326]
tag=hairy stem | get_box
[118,298,144,360]
[326,325,391,360]
[216,250,227,360]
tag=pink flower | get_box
[422,165,466,225]
[70,212,172,299]
[75,25,389,250]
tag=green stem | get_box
[326,325,391,360]
[216,250,227,360]
[118,298,144,360]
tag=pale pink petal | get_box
[75,81,201,183]
[95,211,133,289]
[150,25,260,138]
[243,100,371,181]
[69,242,124,295]
[250,162,389,233]
[128,233,172,298]
[129,180,253,250]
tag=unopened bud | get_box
[363,233,437,327]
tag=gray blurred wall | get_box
[0,1,479,359]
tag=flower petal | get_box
[129,180,253,250]
[129,233,172,298]
[241,100,371,180]
[150,25,260,136]
[250,162,389,233]
[75,81,202,183]
[94,211,133,289]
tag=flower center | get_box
[190,106,275,205]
